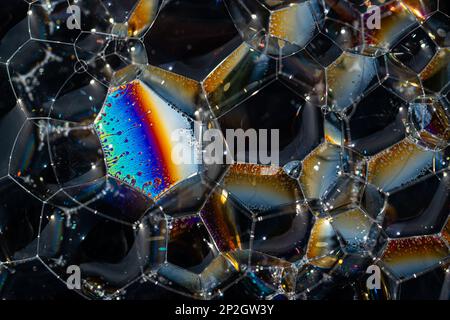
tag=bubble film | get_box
[0,0,449,301]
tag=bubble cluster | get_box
[0,0,449,300]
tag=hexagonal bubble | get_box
[94,69,211,201]
[326,47,387,113]
[0,176,43,263]
[218,81,324,166]
[142,213,244,298]
[37,203,166,299]
[391,26,438,74]
[143,0,241,80]
[200,187,253,254]
[346,85,407,156]
[252,202,313,262]
[151,254,241,299]
[380,235,449,281]
[330,207,385,256]
[407,95,450,150]
[9,119,60,201]
[224,0,320,57]
[28,0,112,43]
[221,164,303,214]
[8,40,77,117]
[145,210,243,299]
[299,143,367,208]
[364,0,419,49]
[55,177,154,224]
[367,138,447,194]
[203,42,276,117]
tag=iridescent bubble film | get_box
[0,0,449,301]
[94,79,199,199]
